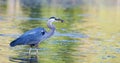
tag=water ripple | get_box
[0,34,20,38]
[55,32,88,38]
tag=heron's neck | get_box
[47,21,55,30]
[47,20,55,37]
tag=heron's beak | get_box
[55,18,64,23]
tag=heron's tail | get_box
[10,41,17,47]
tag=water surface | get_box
[0,0,120,63]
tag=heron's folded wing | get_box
[10,27,46,47]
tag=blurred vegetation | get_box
[0,0,7,15]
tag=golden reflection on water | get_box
[78,6,120,63]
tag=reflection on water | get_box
[10,54,38,63]
[0,0,120,63]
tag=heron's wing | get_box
[10,27,46,47]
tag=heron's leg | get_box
[29,48,32,55]
[35,44,39,55]
[29,44,34,55]
[36,48,39,55]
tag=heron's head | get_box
[49,17,64,23]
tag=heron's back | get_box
[10,27,46,47]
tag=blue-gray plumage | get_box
[10,27,46,47]
[10,17,64,50]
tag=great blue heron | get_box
[10,17,64,54]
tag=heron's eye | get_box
[41,31,45,35]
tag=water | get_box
[0,0,120,63]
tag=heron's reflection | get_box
[9,53,39,63]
